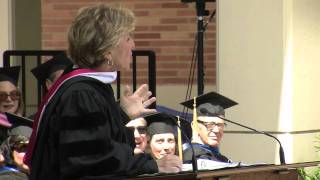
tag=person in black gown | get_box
[0,66,23,150]
[0,67,23,117]
[24,4,181,180]
[29,52,72,119]
[125,117,148,155]
[181,91,238,163]
[144,113,179,160]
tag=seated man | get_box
[125,117,148,155]
[181,91,238,163]
[30,52,72,119]
[31,52,72,92]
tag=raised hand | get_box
[120,84,157,119]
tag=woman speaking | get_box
[25,4,181,180]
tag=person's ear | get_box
[103,52,114,66]
[104,51,112,59]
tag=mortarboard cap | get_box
[144,112,178,137]
[0,66,20,86]
[5,112,33,138]
[180,91,238,117]
[31,52,72,84]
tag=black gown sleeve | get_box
[56,82,157,179]
[183,145,231,163]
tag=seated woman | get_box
[145,113,178,160]
[0,66,23,144]
[144,113,182,173]
[0,113,32,179]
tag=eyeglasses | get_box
[0,90,21,101]
[13,142,28,153]
[197,120,227,130]
[128,126,147,134]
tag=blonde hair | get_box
[68,4,135,68]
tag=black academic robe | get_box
[29,76,158,180]
[183,143,230,163]
[0,126,8,143]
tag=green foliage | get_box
[298,167,320,180]
[298,134,320,180]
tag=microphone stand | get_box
[181,130,198,172]
[219,116,286,164]
[181,0,215,95]
[196,1,206,96]
[171,116,198,172]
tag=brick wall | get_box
[42,0,216,85]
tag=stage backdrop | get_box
[217,0,320,164]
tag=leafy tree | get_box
[298,134,320,180]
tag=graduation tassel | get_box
[177,116,183,161]
[191,97,200,143]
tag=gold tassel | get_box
[177,116,183,161]
[191,97,200,143]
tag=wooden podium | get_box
[131,161,319,180]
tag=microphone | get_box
[199,108,286,164]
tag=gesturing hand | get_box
[156,154,182,173]
[120,84,157,119]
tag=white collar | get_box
[79,71,117,84]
